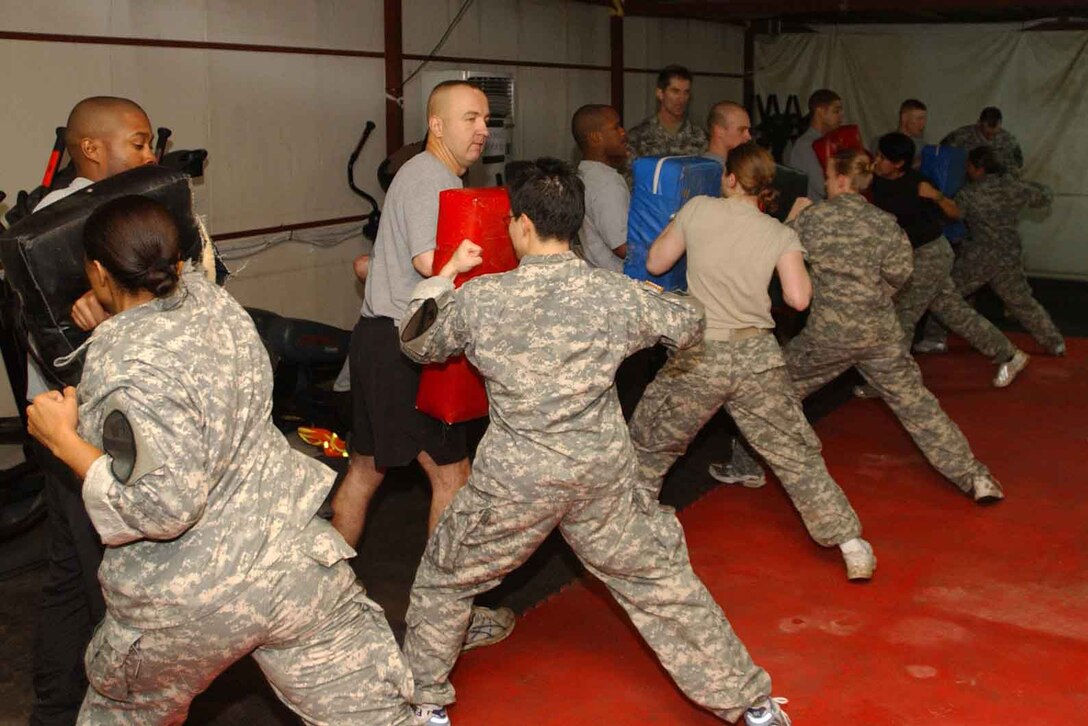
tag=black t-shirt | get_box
[871,170,944,248]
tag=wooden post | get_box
[743,25,755,113]
[384,0,404,155]
[610,12,624,122]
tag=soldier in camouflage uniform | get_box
[399,159,791,726]
[785,149,1005,503]
[950,146,1065,355]
[871,133,1029,389]
[941,106,1024,177]
[26,196,417,726]
[628,143,875,582]
[626,65,709,165]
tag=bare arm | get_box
[353,254,370,282]
[776,249,812,311]
[70,291,111,332]
[646,221,686,276]
[919,181,961,220]
[411,250,435,277]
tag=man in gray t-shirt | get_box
[786,89,843,200]
[572,104,629,273]
[333,81,515,667]
[362,151,462,322]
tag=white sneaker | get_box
[972,474,1005,503]
[745,696,792,725]
[839,537,876,581]
[993,350,1029,388]
[412,704,450,726]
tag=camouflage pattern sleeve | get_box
[629,281,705,355]
[1008,135,1025,172]
[1016,179,1053,209]
[398,276,471,364]
[939,128,963,147]
[81,363,209,546]
[880,223,915,294]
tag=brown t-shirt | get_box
[676,195,803,339]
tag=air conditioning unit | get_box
[421,70,515,187]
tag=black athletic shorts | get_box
[349,315,467,469]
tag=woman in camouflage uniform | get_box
[26,196,417,725]
[784,149,1005,503]
[628,142,876,581]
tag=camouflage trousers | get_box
[784,332,990,493]
[78,520,416,726]
[895,237,1017,362]
[403,482,772,723]
[628,334,861,548]
[953,245,1064,353]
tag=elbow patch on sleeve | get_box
[401,298,438,343]
[101,406,164,485]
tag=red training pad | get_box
[812,124,865,176]
[415,187,518,424]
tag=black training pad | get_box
[771,163,809,223]
[0,166,205,386]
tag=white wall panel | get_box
[623,16,744,130]
[0,1,742,326]
[756,26,1088,279]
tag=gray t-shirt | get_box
[786,126,826,200]
[577,160,628,273]
[362,151,461,323]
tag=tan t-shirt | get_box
[676,195,803,339]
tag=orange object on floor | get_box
[445,334,1088,725]
[296,426,349,458]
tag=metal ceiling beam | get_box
[591,0,1082,22]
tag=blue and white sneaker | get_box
[745,696,791,726]
[412,704,451,725]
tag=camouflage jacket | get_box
[400,252,704,501]
[790,193,914,346]
[627,113,709,160]
[940,124,1024,176]
[955,174,1053,258]
[77,268,343,628]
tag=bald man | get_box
[573,104,628,272]
[695,101,770,488]
[703,101,752,165]
[29,96,155,726]
[331,81,514,658]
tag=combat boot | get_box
[461,606,515,652]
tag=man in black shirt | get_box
[870,132,1028,388]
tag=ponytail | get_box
[726,142,779,213]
